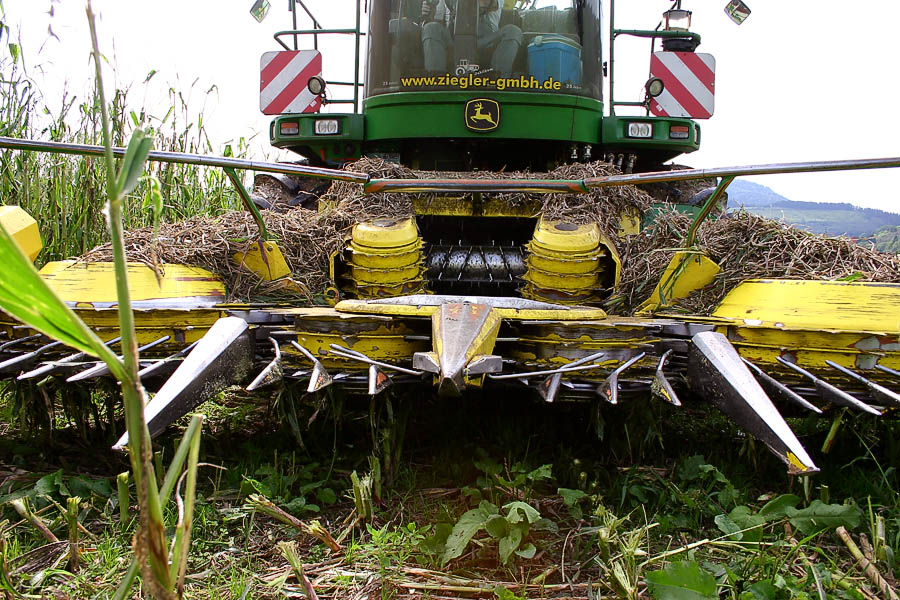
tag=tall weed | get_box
[0,38,245,263]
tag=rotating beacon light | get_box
[661,7,699,52]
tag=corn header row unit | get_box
[1,0,899,475]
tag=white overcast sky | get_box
[3,1,899,214]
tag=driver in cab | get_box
[421,0,522,77]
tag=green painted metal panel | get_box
[271,114,365,163]
[600,114,699,154]
[363,92,603,142]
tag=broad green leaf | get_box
[315,487,337,505]
[282,497,310,515]
[479,500,499,513]
[785,500,861,535]
[0,488,31,505]
[461,486,482,502]
[485,514,510,539]
[678,455,708,482]
[558,487,587,505]
[441,508,487,565]
[515,542,536,559]
[698,463,728,484]
[718,506,764,542]
[526,463,553,482]
[0,220,118,371]
[499,525,523,564]
[115,130,152,196]
[559,487,586,519]
[740,580,778,600]
[758,494,800,520]
[68,476,113,499]
[504,501,540,524]
[35,470,69,498]
[532,517,559,533]
[474,457,503,477]
[420,522,452,555]
[8,42,19,63]
[493,586,525,600]
[714,513,742,539]
[645,561,718,600]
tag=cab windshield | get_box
[366,0,602,99]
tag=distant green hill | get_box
[726,180,900,245]
[874,225,900,253]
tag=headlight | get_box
[645,77,665,98]
[626,122,653,138]
[307,76,326,96]
[314,119,340,135]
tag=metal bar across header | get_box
[363,179,589,194]
[366,157,900,194]
[2,136,898,194]
[0,136,369,184]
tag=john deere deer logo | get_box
[465,98,500,132]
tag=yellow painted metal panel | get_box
[617,207,641,238]
[713,279,900,333]
[335,299,607,320]
[532,218,601,253]
[233,241,292,281]
[39,261,225,305]
[412,196,542,217]
[351,217,418,248]
[0,205,42,261]
[72,308,223,328]
[637,251,721,313]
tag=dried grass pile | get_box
[324,158,653,239]
[83,158,899,311]
[83,158,653,300]
[83,209,344,301]
[614,207,900,314]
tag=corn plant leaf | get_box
[0,220,114,362]
[115,130,152,196]
[646,561,718,600]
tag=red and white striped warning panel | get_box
[260,50,323,115]
[648,52,715,120]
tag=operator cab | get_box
[262,0,709,171]
[367,0,602,101]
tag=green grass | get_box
[2,398,897,599]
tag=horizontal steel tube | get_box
[0,136,370,184]
[583,157,900,188]
[364,179,589,194]
[367,156,900,194]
